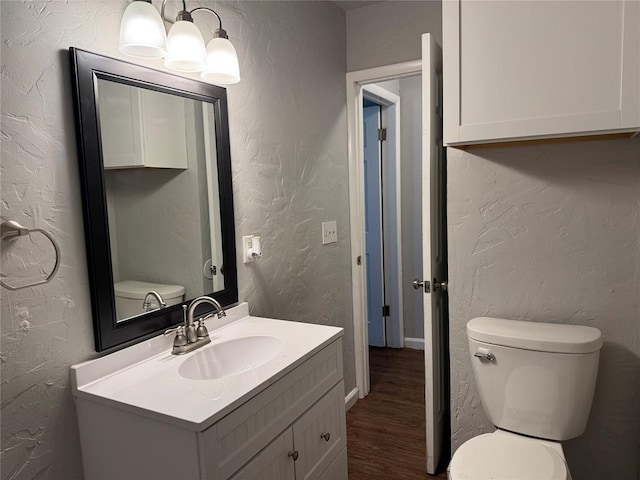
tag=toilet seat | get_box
[449,432,568,480]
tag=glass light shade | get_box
[119,1,167,58]
[164,20,206,72]
[201,37,241,84]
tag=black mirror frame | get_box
[69,47,238,352]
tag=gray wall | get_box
[375,78,400,95]
[399,75,424,340]
[448,140,640,479]
[346,0,442,71]
[0,2,350,479]
[228,1,353,388]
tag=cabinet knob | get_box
[288,450,299,461]
[320,432,331,442]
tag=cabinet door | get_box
[97,80,144,169]
[230,429,295,480]
[318,447,347,480]
[139,89,189,169]
[292,382,346,480]
[443,0,640,145]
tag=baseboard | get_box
[345,387,359,411]
[404,337,425,350]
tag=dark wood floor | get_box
[346,347,448,479]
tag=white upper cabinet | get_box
[443,0,640,146]
[98,80,189,169]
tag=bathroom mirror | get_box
[70,48,237,352]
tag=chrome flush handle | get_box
[474,351,496,362]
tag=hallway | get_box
[346,347,448,479]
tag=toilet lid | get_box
[114,280,185,300]
[449,433,568,480]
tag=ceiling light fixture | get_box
[119,1,168,58]
[119,0,240,84]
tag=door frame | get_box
[346,60,422,398]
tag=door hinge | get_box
[382,305,390,317]
[378,128,387,142]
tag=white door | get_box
[421,33,447,474]
[363,103,386,347]
[203,105,224,293]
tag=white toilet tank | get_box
[114,280,185,320]
[467,317,602,441]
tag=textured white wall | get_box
[0,2,350,479]
[346,0,442,71]
[447,139,640,479]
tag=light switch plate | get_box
[322,221,337,245]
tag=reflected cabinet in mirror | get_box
[70,48,237,352]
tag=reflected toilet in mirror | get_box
[114,280,185,322]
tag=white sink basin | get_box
[178,335,284,380]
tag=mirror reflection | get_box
[96,79,224,322]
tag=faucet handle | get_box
[196,319,209,339]
[173,326,188,347]
[164,325,188,348]
[164,326,181,336]
[200,309,226,321]
[200,312,221,322]
[208,309,226,319]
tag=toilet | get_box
[114,280,185,320]
[448,317,603,480]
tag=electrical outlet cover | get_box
[242,235,255,263]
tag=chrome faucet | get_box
[142,291,167,312]
[187,295,226,323]
[164,296,226,355]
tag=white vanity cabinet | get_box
[443,0,640,146]
[230,382,347,480]
[72,307,348,480]
[197,341,347,480]
[97,80,189,169]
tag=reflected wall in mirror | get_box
[97,80,224,322]
[70,48,237,351]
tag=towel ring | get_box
[0,220,61,291]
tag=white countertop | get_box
[70,303,343,431]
